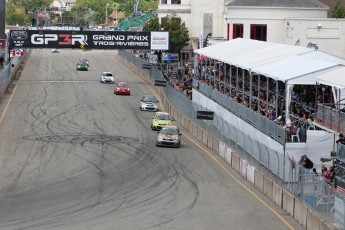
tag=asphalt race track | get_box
[0,49,303,230]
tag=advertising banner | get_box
[8,30,169,50]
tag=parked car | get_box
[140,95,159,111]
[76,61,88,71]
[114,82,131,95]
[151,112,172,130]
[100,72,115,83]
[156,125,182,148]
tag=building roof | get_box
[195,38,345,85]
[227,0,328,9]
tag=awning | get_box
[251,56,339,84]
[316,67,345,89]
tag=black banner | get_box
[197,111,214,120]
[154,80,167,87]
[8,30,169,50]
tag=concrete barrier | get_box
[192,122,198,137]
[294,198,308,228]
[197,126,202,141]
[213,138,219,153]
[207,135,213,149]
[263,176,273,199]
[254,170,264,192]
[246,164,255,185]
[231,153,240,172]
[320,219,335,230]
[202,130,208,146]
[307,209,322,230]
[188,118,193,133]
[273,182,283,208]
[282,189,294,217]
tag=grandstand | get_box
[116,12,156,32]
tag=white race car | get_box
[140,95,159,111]
[100,72,115,84]
[51,48,60,53]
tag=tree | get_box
[142,17,159,31]
[332,0,345,18]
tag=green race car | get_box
[151,112,173,130]
[76,61,88,71]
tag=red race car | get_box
[114,82,131,95]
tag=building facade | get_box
[157,0,227,49]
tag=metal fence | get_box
[317,104,345,134]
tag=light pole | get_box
[115,3,118,27]
[105,3,110,26]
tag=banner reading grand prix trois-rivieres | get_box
[8,30,169,50]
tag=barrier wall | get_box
[0,51,31,101]
[118,53,336,230]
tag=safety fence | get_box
[118,50,337,230]
[317,104,345,134]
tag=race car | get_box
[151,112,172,130]
[156,125,182,148]
[76,61,88,71]
[114,82,131,95]
[100,72,115,84]
[140,95,159,111]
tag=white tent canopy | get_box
[251,56,339,84]
[316,67,345,89]
[194,38,345,85]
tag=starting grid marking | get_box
[12,80,99,84]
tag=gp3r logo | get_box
[31,34,88,45]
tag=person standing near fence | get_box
[298,154,314,172]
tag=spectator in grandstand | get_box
[312,168,318,175]
[323,166,330,183]
[0,55,4,69]
[298,154,314,171]
[336,133,345,145]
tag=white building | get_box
[158,0,345,58]
[157,0,228,49]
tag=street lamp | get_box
[105,3,110,25]
[115,3,118,27]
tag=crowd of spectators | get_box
[196,57,334,142]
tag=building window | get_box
[233,24,243,39]
[250,24,267,41]
[171,0,181,4]
[161,0,167,4]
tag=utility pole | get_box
[0,0,5,38]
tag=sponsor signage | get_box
[197,111,214,120]
[150,32,169,50]
[154,80,167,87]
[8,30,169,50]
[0,39,6,48]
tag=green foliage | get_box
[332,0,345,18]
[75,0,158,24]
[143,13,190,54]
[142,17,159,31]
[6,0,53,26]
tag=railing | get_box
[317,103,345,134]
[194,80,286,144]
